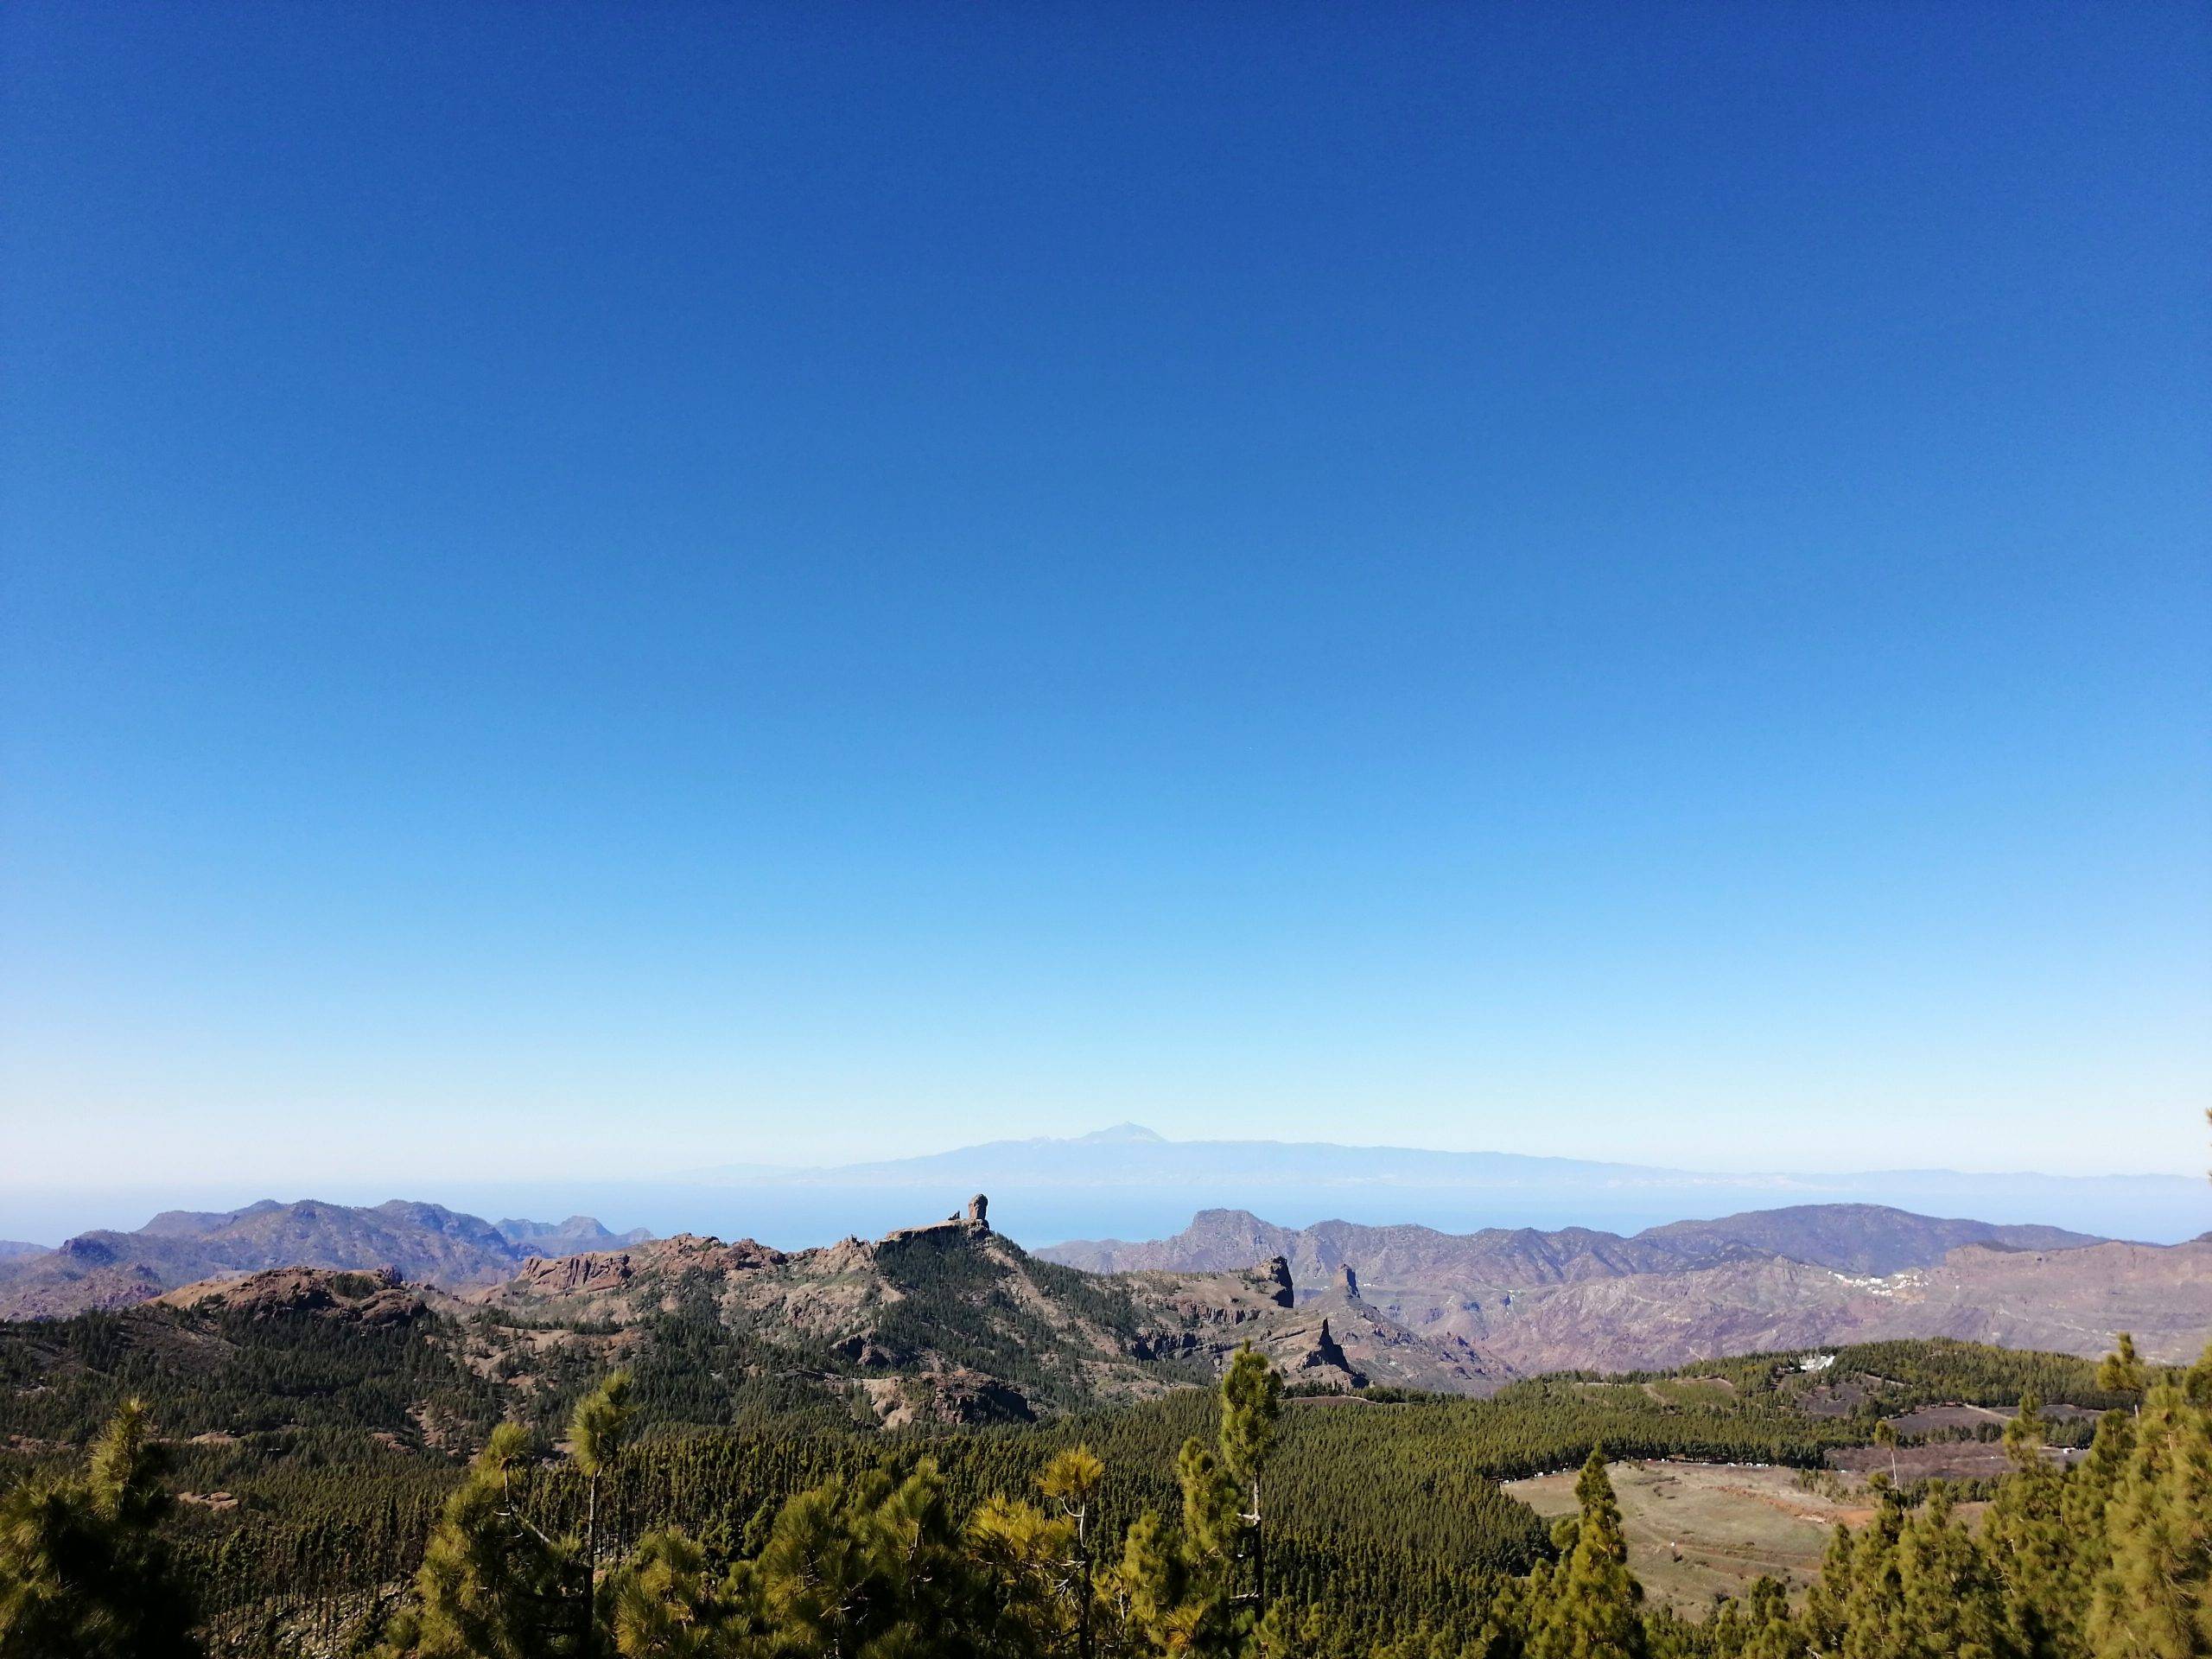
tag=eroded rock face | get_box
[1338,1263,1360,1299]
[966,1194,988,1228]
[1294,1317,1363,1385]
[521,1251,636,1296]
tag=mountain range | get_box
[134,1198,1455,1425]
[4,1185,2206,1401]
[0,1199,650,1320]
[1041,1205,2212,1373]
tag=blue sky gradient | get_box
[3,3,2208,1189]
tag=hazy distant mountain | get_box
[495,1216,654,1255]
[1041,1204,2209,1371]
[0,1242,48,1262]
[1041,1203,2104,1288]
[0,1199,648,1320]
[1637,1204,2103,1275]
[703,1122,1675,1189]
[691,1127,2202,1243]
[1041,1208,1759,1281]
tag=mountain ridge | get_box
[0,1198,652,1320]
[1041,1202,2109,1280]
[1039,1205,2209,1371]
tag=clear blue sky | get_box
[3,3,2207,1190]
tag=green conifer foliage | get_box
[602,1529,727,1659]
[376,1421,579,1659]
[2088,1356,2212,1659]
[1220,1344,1283,1616]
[0,1398,200,1659]
[1897,1482,2006,1659]
[1528,1449,1643,1659]
[571,1370,637,1652]
[1986,1395,2079,1659]
[2096,1335,2147,1405]
[2065,1408,2141,1617]
[1837,1482,1909,1659]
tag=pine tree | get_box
[376,1421,578,1659]
[1872,1418,1901,1485]
[571,1369,636,1653]
[1041,1445,1108,1659]
[1799,1509,1858,1659]
[1986,1395,2078,1659]
[2064,1408,2140,1622]
[0,1398,201,1658]
[1115,1370,1270,1658]
[728,1459,997,1656]
[1836,1480,1909,1659]
[1734,1576,1801,1659]
[969,1483,1081,1655]
[601,1529,725,1659]
[1219,1345,1283,1614]
[1528,1449,1643,1659]
[1896,1482,2006,1659]
[2088,1356,2211,1659]
[2096,1334,2147,1407]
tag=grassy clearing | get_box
[1505,1459,1871,1617]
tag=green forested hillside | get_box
[0,1298,2202,1657]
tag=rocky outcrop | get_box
[883,1196,993,1247]
[519,1251,638,1297]
[0,1262,166,1321]
[159,1266,431,1325]
[464,1198,1507,1411]
[862,1367,1034,1429]
[1288,1317,1363,1387]
[498,1234,787,1312]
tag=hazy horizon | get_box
[4,1120,2205,1250]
